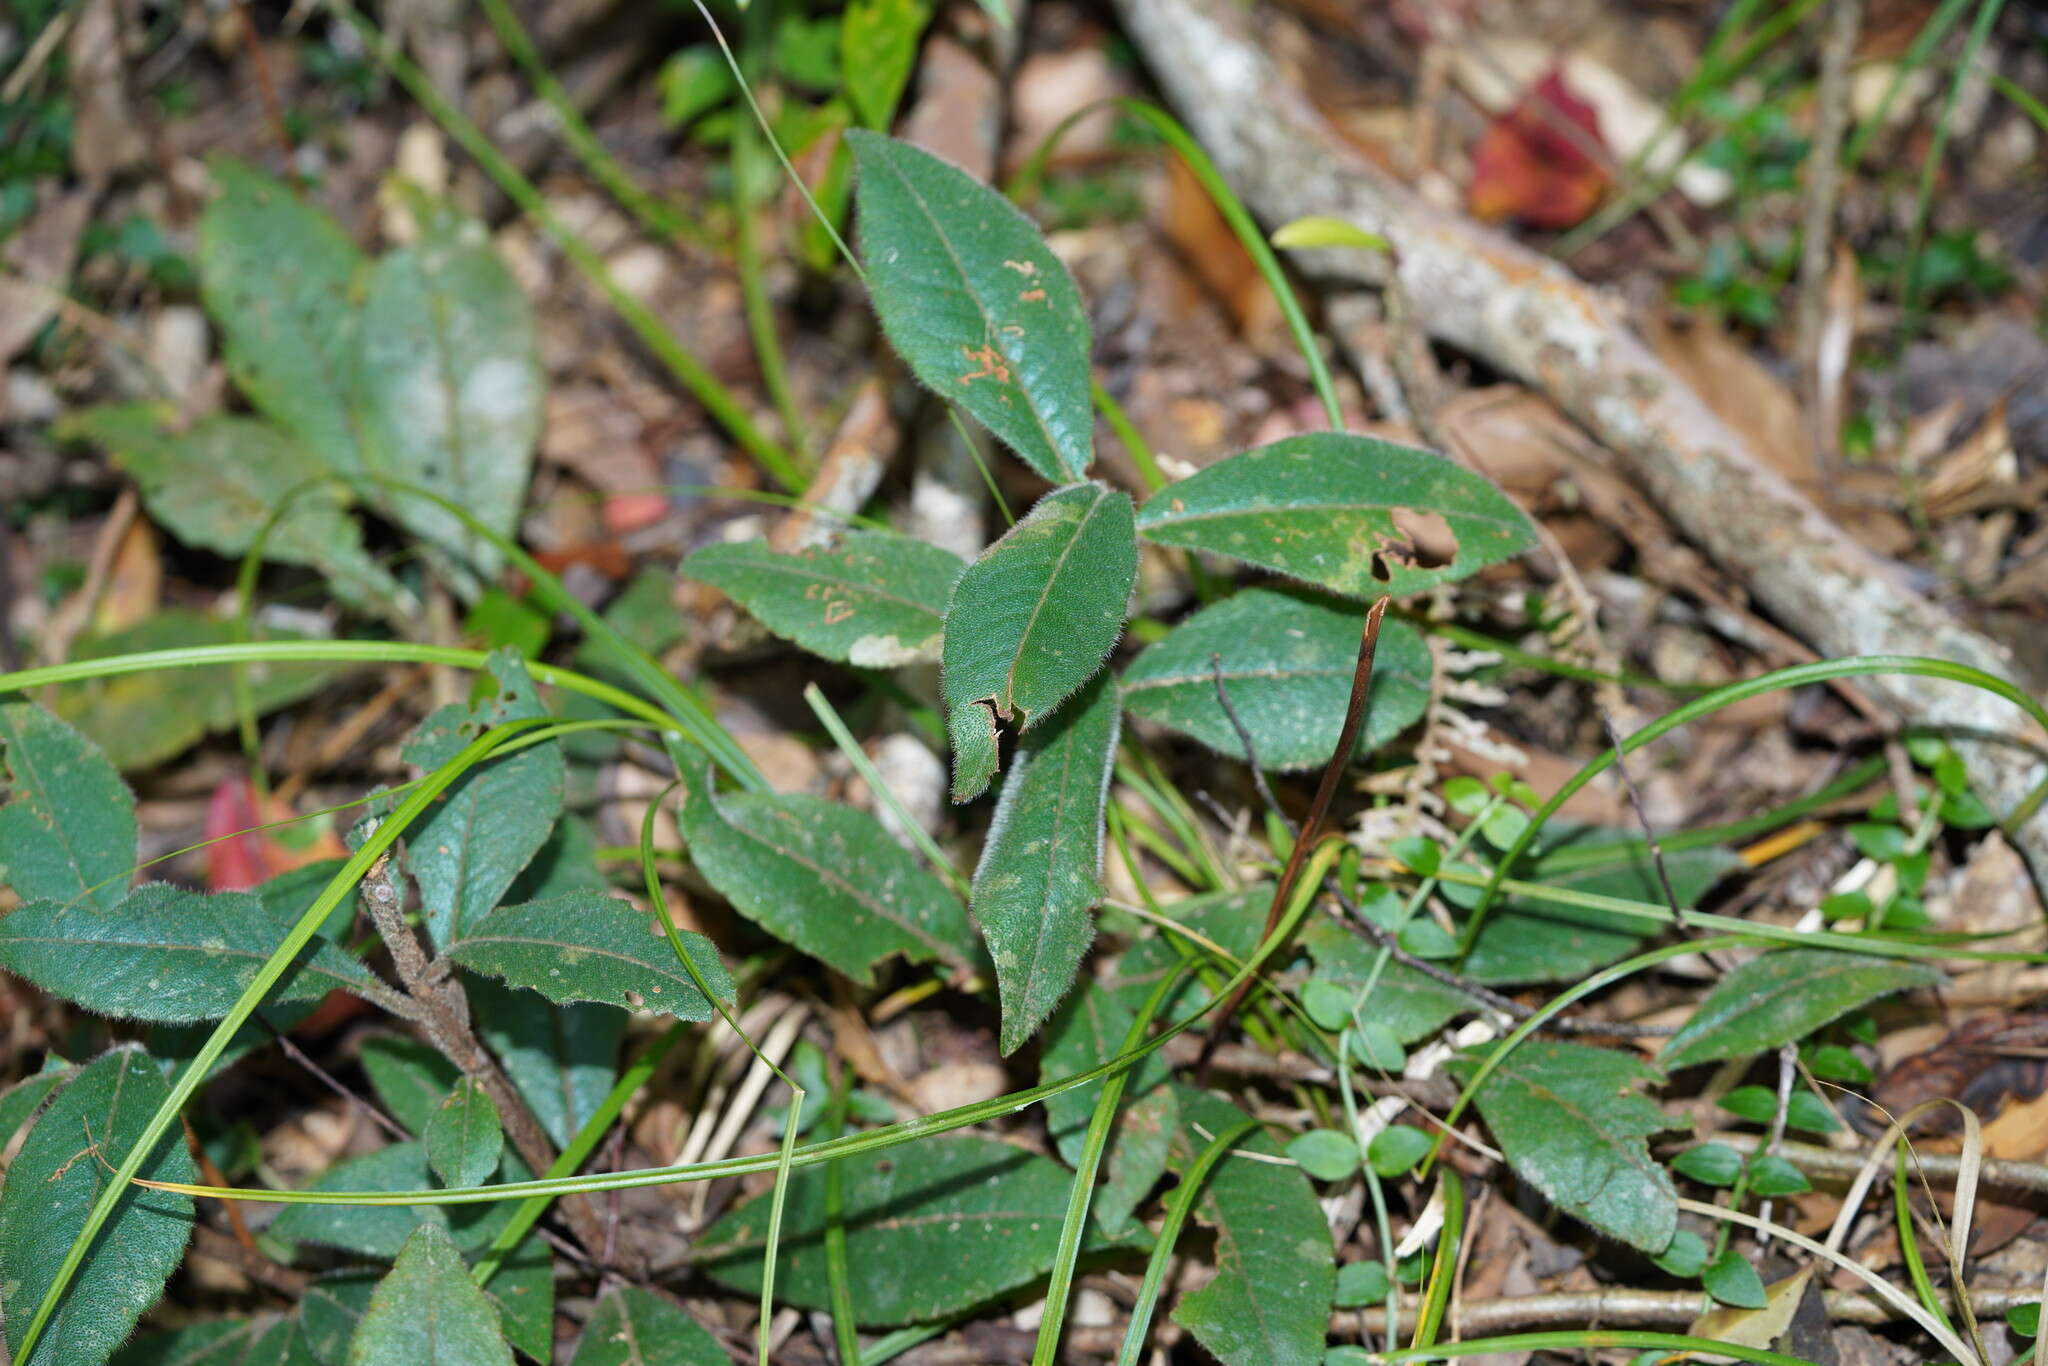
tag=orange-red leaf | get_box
[1466,69,1609,231]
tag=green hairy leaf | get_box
[700,1135,1122,1323]
[683,532,963,666]
[570,1287,729,1366]
[198,158,367,475]
[1135,432,1536,598]
[1099,1085,1177,1237]
[1119,587,1430,769]
[942,482,1136,801]
[56,405,397,609]
[1448,1039,1680,1253]
[356,197,543,584]
[0,881,380,1023]
[1166,1086,1334,1366]
[300,1271,382,1362]
[848,130,1094,484]
[424,1078,503,1190]
[443,891,733,1018]
[0,1045,197,1366]
[676,749,981,984]
[109,1317,307,1366]
[399,650,564,948]
[349,1224,513,1366]
[974,669,1120,1054]
[272,1144,449,1260]
[469,976,623,1149]
[841,0,932,130]
[0,702,135,912]
[360,1036,464,1137]
[1462,832,1742,985]
[1659,949,1942,1071]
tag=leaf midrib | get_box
[714,805,961,967]
[1002,487,1113,715]
[872,149,1081,482]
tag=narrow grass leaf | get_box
[847,130,1093,484]
[271,1144,448,1259]
[1135,433,1535,598]
[570,1286,729,1366]
[0,702,135,911]
[0,882,382,1022]
[974,669,1120,1054]
[424,1078,503,1191]
[197,159,367,475]
[683,532,963,666]
[0,1045,197,1366]
[677,751,981,984]
[399,651,563,948]
[1446,1039,1680,1253]
[349,1224,514,1366]
[1119,588,1430,769]
[1462,830,1741,985]
[1165,1086,1334,1366]
[1659,949,1941,1071]
[356,196,543,585]
[443,891,732,1018]
[942,482,1136,801]
[1041,978,1173,1166]
[699,1136,1120,1324]
[51,612,349,772]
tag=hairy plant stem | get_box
[355,842,614,1264]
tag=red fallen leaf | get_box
[1466,68,1609,230]
[603,491,672,534]
[205,776,346,892]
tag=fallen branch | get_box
[1111,0,2048,886]
[1338,1284,2043,1335]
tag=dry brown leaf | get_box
[1921,401,2018,521]
[65,0,147,183]
[93,514,160,635]
[0,186,92,365]
[1647,313,1813,486]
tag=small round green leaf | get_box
[1287,1129,1362,1182]
[1670,1143,1743,1188]
[1366,1125,1432,1178]
[1333,1260,1391,1309]
[1703,1248,1768,1309]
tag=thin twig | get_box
[189,1224,310,1297]
[1699,1131,2048,1195]
[1213,652,1292,833]
[1796,0,1861,455]
[1341,1284,2046,1336]
[229,0,295,169]
[1755,1041,1799,1241]
[356,838,614,1263]
[259,1014,412,1144]
[1599,709,1688,933]
[1201,598,1390,1068]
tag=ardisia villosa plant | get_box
[3,47,2043,1366]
